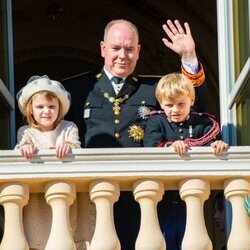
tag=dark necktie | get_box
[112,77,122,84]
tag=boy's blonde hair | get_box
[156,73,195,103]
[25,91,64,129]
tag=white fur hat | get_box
[16,75,71,116]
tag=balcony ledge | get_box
[0,146,250,191]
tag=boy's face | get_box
[160,94,194,123]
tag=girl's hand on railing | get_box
[19,143,37,160]
[54,142,72,159]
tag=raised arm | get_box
[162,19,207,112]
[162,19,197,64]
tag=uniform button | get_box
[180,136,184,139]
[141,100,146,104]
[85,102,90,106]
[179,128,183,133]
[114,119,120,124]
[114,133,120,139]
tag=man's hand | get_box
[162,20,196,62]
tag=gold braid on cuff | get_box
[181,62,205,87]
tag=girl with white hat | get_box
[16,75,81,159]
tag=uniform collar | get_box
[167,113,191,124]
[96,71,139,97]
[116,75,139,97]
[96,71,115,95]
[102,67,126,81]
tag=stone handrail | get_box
[0,146,249,250]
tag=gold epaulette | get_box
[95,72,103,80]
[181,62,205,87]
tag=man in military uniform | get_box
[63,19,206,148]
[63,19,207,249]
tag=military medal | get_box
[84,108,91,118]
[189,125,193,138]
[138,105,151,120]
[113,101,121,115]
[138,105,164,120]
[128,125,144,142]
[102,91,130,115]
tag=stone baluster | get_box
[180,178,212,250]
[89,180,120,250]
[0,182,29,250]
[133,179,166,250]
[224,178,250,250]
[45,180,76,250]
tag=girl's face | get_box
[31,93,59,131]
[160,94,194,123]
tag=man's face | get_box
[100,23,141,78]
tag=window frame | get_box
[217,0,250,145]
[0,0,15,149]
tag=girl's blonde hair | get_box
[156,73,195,103]
[25,91,64,129]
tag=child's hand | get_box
[19,144,37,160]
[170,140,189,157]
[211,140,228,156]
[55,142,72,159]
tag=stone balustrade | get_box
[133,179,165,250]
[89,180,120,250]
[180,179,212,250]
[0,182,29,250]
[45,181,76,250]
[0,146,249,250]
